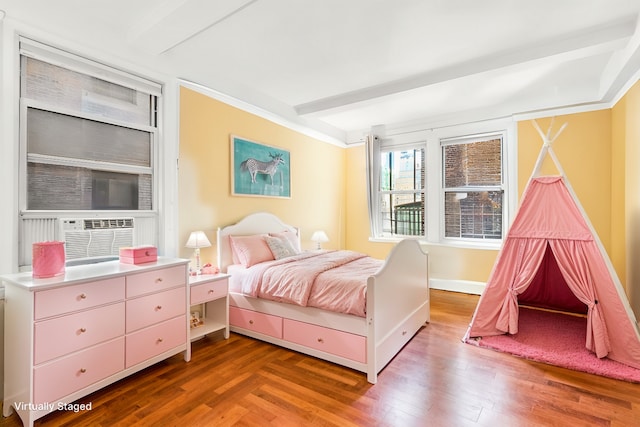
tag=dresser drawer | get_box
[34,302,125,364]
[229,306,282,339]
[33,337,124,404]
[126,315,186,368]
[191,278,228,305]
[126,265,186,298]
[126,287,186,333]
[34,277,125,320]
[283,319,366,363]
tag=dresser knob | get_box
[79,293,87,299]
[155,305,162,311]
[208,289,215,294]
[249,320,254,325]
[155,278,163,283]
[317,338,324,343]
[80,327,87,333]
[80,368,87,373]
[156,338,163,343]
[402,330,407,336]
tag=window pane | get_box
[444,191,502,239]
[27,108,151,167]
[27,163,152,210]
[444,138,501,187]
[378,147,425,237]
[380,193,424,236]
[380,148,424,191]
[22,57,152,126]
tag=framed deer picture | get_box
[231,135,291,198]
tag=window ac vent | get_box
[60,218,134,260]
[83,218,134,230]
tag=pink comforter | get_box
[237,250,383,317]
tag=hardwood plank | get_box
[2,290,639,426]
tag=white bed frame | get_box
[217,212,429,384]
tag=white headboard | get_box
[216,212,300,272]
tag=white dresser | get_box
[1,257,189,427]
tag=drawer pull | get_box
[155,278,163,283]
[402,330,407,336]
[156,338,164,344]
[208,289,215,294]
[317,338,324,343]
[249,320,254,325]
[79,327,87,333]
[155,305,162,311]
[80,368,87,373]
[79,293,87,300]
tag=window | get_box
[366,124,512,245]
[20,40,159,212]
[442,135,504,240]
[379,147,425,236]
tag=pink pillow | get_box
[229,234,274,267]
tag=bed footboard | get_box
[366,239,429,383]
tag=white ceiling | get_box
[2,0,640,144]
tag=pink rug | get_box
[472,307,640,383]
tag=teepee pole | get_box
[530,119,568,178]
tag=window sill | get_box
[368,236,501,251]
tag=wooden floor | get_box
[2,290,639,426]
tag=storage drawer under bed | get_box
[229,306,282,339]
[283,318,366,363]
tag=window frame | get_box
[378,144,426,238]
[18,38,160,215]
[368,120,516,249]
[440,131,506,243]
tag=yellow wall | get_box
[615,80,640,312]
[345,111,615,285]
[178,86,346,266]
[180,81,640,316]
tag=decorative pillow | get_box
[265,235,297,260]
[229,234,274,267]
[269,230,301,253]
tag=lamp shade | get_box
[311,230,329,243]
[185,231,211,248]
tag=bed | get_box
[217,212,429,383]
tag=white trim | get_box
[430,278,485,295]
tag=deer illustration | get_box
[240,152,285,185]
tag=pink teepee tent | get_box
[464,120,640,370]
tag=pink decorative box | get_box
[119,246,158,264]
[32,241,66,278]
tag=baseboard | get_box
[430,278,485,295]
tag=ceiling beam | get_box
[128,0,258,55]
[295,17,636,116]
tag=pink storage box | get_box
[119,246,158,264]
[32,241,65,278]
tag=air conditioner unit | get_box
[60,218,134,260]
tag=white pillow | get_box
[269,230,300,253]
[265,235,297,259]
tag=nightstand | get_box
[188,273,230,343]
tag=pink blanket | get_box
[236,250,382,317]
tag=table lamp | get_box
[311,230,329,250]
[185,230,211,275]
